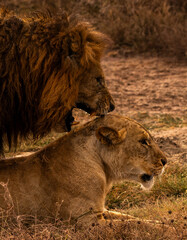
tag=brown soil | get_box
[103,54,187,116]
[102,54,187,165]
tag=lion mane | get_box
[0,8,108,154]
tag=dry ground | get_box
[104,54,187,116]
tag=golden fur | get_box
[0,114,167,226]
[0,8,114,156]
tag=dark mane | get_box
[0,8,108,154]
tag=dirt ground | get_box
[103,54,187,116]
[102,54,187,166]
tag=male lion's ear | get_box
[96,127,127,145]
[68,31,82,55]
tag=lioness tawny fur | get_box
[0,114,167,226]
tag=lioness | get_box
[0,114,167,226]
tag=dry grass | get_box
[0,206,186,239]
[1,0,186,59]
[83,0,187,58]
[0,209,186,239]
[106,163,187,210]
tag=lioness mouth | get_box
[140,174,153,182]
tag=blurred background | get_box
[0,0,187,59]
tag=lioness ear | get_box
[96,127,127,145]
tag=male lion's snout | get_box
[105,95,115,113]
[95,94,115,116]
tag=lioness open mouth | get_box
[140,174,155,189]
[140,174,153,182]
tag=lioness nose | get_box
[161,158,167,166]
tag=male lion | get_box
[0,8,115,156]
[0,114,167,227]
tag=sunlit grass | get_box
[106,162,187,227]
[106,163,187,208]
[131,112,186,130]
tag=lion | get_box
[0,8,115,156]
[0,114,167,227]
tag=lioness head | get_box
[76,63,115,116]
[95,115,167,189]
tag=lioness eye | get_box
[139,139,148,145]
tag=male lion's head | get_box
[76,63,115,117]
[53,20,115,131]
[0,10,115,155]
[95,115,167,189]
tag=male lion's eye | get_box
[139,139,148,145]
[96,77,103,84]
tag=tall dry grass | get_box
[0,208,185,239]
[1,0,186,58]
[73,0,187,58]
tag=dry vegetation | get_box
[0,0,186,239]
[0,0,187,58]
[0,166,186,239]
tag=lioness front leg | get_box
[100,210,162,225]
[103,210,136,220]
